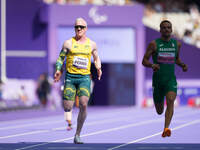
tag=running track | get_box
[0,106,200,150]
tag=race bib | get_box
[73,56,88,69]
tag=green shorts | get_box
[63,73,91,101]
[153,76,177,104]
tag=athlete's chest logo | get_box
[159,44,164,47]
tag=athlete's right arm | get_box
[54,40,71,82]
[142,41,160,72]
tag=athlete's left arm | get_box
[91,41,102,80]
[175,41,188,72]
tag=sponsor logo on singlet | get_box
[157,52,175,64]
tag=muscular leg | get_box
[165,91,176,128]
[74,76,91,144]
[75,96,89,136]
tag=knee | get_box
[166,92,176,103]
[80,103,87,110]
[167,98,175,105]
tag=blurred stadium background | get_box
[0,0,200,112]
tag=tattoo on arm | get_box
[55,49,67,71]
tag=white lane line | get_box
[0,107,133,128]
[0,107,155,131]
[1,106,197,130]
[108,119,200,150]
[0,115,157,139]
[1,110,156,140]
[0,130,49,140]
[52,115,139,131]
[0,105,195,127]
[0,114,63,125]
[0,117,124,139]
[14,109,200,150]
[0,120,63,130]
[2,107,199,139]
[15,118,163,150]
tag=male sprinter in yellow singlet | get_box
[54,18,102,144]
[142,20,188,137]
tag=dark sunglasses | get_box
[74,25,86,29]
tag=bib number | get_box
[73,56,88,69]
